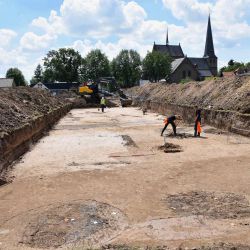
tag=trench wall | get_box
[134,98,250,137]
[0,104,72,175]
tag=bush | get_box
[180,78,193,84]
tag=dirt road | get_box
[0,108,250,249]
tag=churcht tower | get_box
[203,15,217,76]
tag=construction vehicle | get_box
[78,81,99,103]
[78,78,132,106]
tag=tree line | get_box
[7,48,250,88]
[29,48,172,88]
[220,59,250,75]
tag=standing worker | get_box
[100,96,106,113]
[161,115,181,136]
[194,109,202,137]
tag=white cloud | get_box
[31,10,65,35]
[0,29,17,47]
[162,0,250,42]
[2,0,250,81]
[20,32,57,51]
[30,0,148,38]
[69,38,152,60]
[162,0,212,22]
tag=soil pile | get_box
[158,143,182,153]
[0,87,66,133]
[126,76,250,114]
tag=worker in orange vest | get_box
[194,109,202,137]
[161,115,181,136]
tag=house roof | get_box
[188,57,210,70]
[188,57,213,77]
[171,58,186,73]
[44,82,80,90]
[154,44,184,58]
[199,70,213,77]
[0,78,15,87]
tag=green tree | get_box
[111,49,141,88]
[84,49,110,81]
[221,60,244,72]
[6,68,26,86]
[43,48,82,82]
[142,51,172,82]
[30,64,43,85]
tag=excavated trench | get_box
[133,99,250,137]
[0,104,72,180]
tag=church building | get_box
[153,15,217,83]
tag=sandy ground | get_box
[0,107,250,249]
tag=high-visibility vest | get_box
[197,122,202,133]
[101,99,106,105]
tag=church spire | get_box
[166,28,169,45]
[204,14,215,57]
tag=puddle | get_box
[165,191,250,219]
[21,200,127,248]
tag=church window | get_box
[188,71,191,77]
[182,71,186,78]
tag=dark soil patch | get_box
[102,244,250,250]
[21,201,127,248]
[102,245,170,250]
[0,178,7,186]
[166,133,193,139]
[192,242,250,250]
[158,143,182,153]
[203,128,227,135]
[165,191,250,219]
[121,135,137,147]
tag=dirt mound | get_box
[0,87,66,133]
[165,191,250,219]
[158,143,182,153]
[126,76,250,114]
[21,200,127,248]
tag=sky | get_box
[0,0,250,81]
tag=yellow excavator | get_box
[79,82,95,95]
[78,81,100,103]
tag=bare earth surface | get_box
[0,107,250,249]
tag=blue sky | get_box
[0,0,250,81]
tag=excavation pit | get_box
[165,191,250,219]
[21,200,127,248]
[158,143,182,153]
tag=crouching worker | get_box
[194,109,202,137]
[100,96,106,113]
[161,115,181,136]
